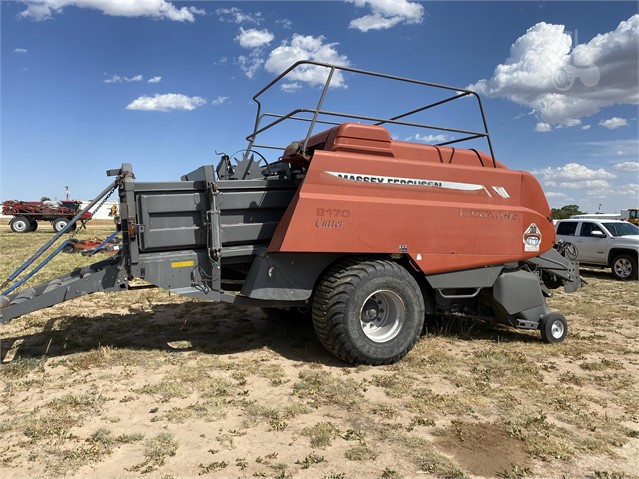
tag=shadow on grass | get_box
[0,301,341,365]
[424,314,540,344]
[1,300,542,365]
[579,268,615,281]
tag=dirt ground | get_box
[0,225,638,478]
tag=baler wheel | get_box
[312,258,425,365]
[28,218,38,232]
[540,312,567,344]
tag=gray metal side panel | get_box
[241,252,343,301]
[181,165,216,183]
[133,178,298,252]
[426,266,503,289]
[218,188,296,246]
[138,250,219,293]
[222,223,280,245]
[493,270,545,316]
[138,192,207,250]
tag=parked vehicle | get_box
[621,208,639,225]
[0,62,582,364]
[2,200,91,233]
[554,218,639,280]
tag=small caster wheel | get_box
[540,312,567,344]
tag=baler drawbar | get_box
[0,61,581,365]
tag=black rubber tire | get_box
[611,254,638,281]
[10,216,32,233]
[312,258,425,365]
[62,243,76,254]
[542,272,563,290]
[261,307,312,322]
[540,312,567,344]
[52,217,76,233]
[28,218,38,232]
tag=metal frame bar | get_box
[245,60,496,166]
[0,178,119,292]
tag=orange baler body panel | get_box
[269,124,553,275]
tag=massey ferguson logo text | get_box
[331,172,443,187]
[326,171,492,193]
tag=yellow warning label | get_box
[171,260,195,269]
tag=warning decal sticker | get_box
[523,223,541,252]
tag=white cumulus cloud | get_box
[347,0,424,32]
[126,93,206,112]
[277,18,293,30]
[147,76,162,83]
[18,0,204,22]
[563,118,582,127]
[264,35,350,88]
[216,7,261,24]
[599,117,628,129]
[404,133,450,143]
[545,179,613,190]
[469,15,639,124]
[14,48,28,54]
[236,27,274,49]
[212,96,229,106]
[535,163,617,198]
[281,82,302,93]
[104,73,143,83]
[545,191,568,198]
[236,53,264,79]
[535,122,552,132]
[104,74,122,83]
[622,183,639,198]
[613,161,639,172]
[535,162,616,181]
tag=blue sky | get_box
[1,0,637,214]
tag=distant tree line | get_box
[551,204,584,220]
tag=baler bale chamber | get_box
[0,61,581,365]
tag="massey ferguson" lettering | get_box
[326,171,495,194]
[331,173,442,187]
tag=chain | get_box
[68,184,118,240]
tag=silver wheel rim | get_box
[14,220,28,232]
[359,290,405,343]
[551,320,565,339]
[55,221,67,232]
[614,259,631,278]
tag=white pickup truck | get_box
[555,218,639,280]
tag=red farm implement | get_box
[2,200,91,233]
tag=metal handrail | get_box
[245,60,496,166]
